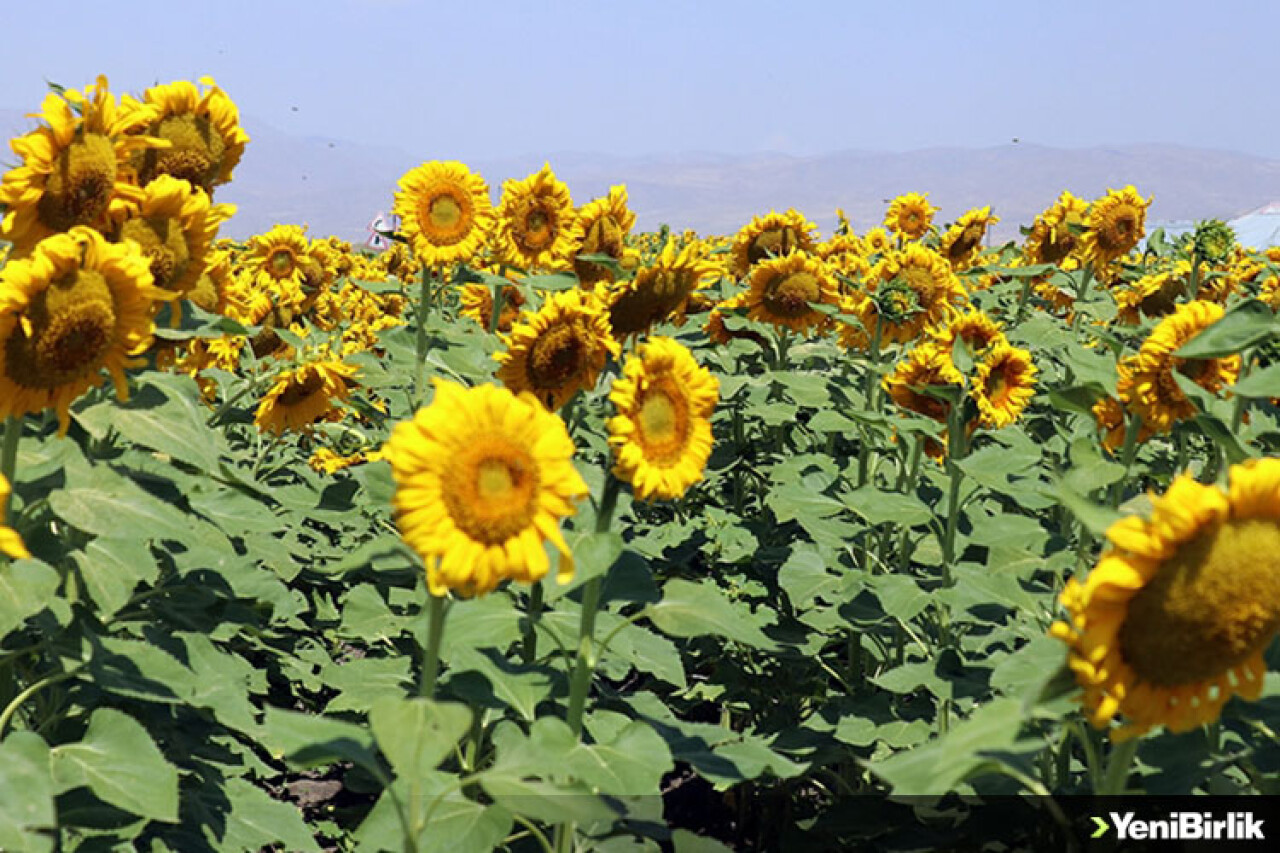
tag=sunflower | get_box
[459,282,526,333]
[862,227,893,257]
[0,76,161,253]
[939,207,999,270]
[109,175,233,315]
[972,344,1037,428]
[187,247,233,314]
[1023,191,1089,267]
[727,210,817,279]
[0,475,31,560]
[385,379,587,597]
[926,308,1007,359]
[1081,186,1150,268]
[1051,459,1280,740]
[254,358,357,435]
[124,77,249,193]
[1118,301,1240,434]
[569,185,636,286]
[493,164,576,271]
[608,337,718,501]
[1112,260,1191,325]
[862,244,968,345]
[495,289,620,410]
[606,239,719,338]
[743,251,841,336]
[884,192,937,241]
[244,224,312,316]
[0,227,169,434]
[883,343,963,422]
[393,161,495,268]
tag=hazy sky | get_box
[3,0,1277,160]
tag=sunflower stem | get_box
[1069,266,1095,334]
[419,592,449,699]
[488,282,507,336]
[1109,413,1142,508]
[1013,276,1034,325]
[940,407,968,586]
[1099,736,1140,795]
[520,583,544,664]
[414,266,435,403]
[1,416,21,526]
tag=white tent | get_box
[1228,202,1280,249]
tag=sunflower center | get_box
[748,227,799,266]
[443,440,540,544]
[527,323,586,390]
[765,271,820,317]
[6,269,117,388]
[1119,518,1280,687]
[1100,207,1139,252]
[37,133,117,232]
[143,114,224,188]
[120,216,191,292]
[516,206,555,252]
[276,371,327,407]
[635,380,690,465]
[268,248,296,279]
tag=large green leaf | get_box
[1175,299,1278,359]
[50,708,180,823]
[0,732,55,853]
[369,696,472,779]
[74,537,158,618]
[646,579,777,649]
[0,559,63,639]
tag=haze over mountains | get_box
[6,108,1280,245]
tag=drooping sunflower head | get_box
[1112,260,1191,325]
[743,251,841,336]
[494,163,576,271]
[605,239,720,338]
[608,336,719,501]
[109,175,234,307]
[1051,459,1280,740]
[1024,190,1089,267]
[868,244,969,344]
[460,282,526,333]
[939,207,999,270]
[384,379,588,597]
[883,342,963,422]
[1,76,162,252]
[393,161,496,268]
[253,357,357,435]
[495,289,620,410]
[884,192,938,241]
[1082,185,1150,268]
[1118,300,1241,434]
[0,227,168,434]
[971,344,1036,429]
[728,209,818,278]
[569,185,636,286]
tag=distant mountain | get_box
[5,107,1280,243]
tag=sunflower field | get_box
[2,75,1280,853]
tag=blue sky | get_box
[3,0,1277,160]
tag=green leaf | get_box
[76,374,224,471]
[217,777,322,853]
[778,547,839,608]
[259,707,380,773]
[842,487,932,527]
[50,481,203,543]
[451,648,556,722]
[354,778,513,853]
[1051,482,1122,538]
[869,698,1030,793]
[50,708,180,823]
[1048,384,1106,416]
[479,773,617,827]
[369,696,473,779]
[646,579,777,649]
[74,538,158,618]
[0,732,55,853]
[0,559,62,638]
[1231,363,1280,398]
[1195,412,1250,464]
[1175,299,1278,359]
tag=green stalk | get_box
[1098,737,1140,795]
[1,416,20,525]
[1013,276,1034,325]
[488,283,507,336]
[520,583,544,664]
[419,592,449,699]
[414,265,435,403]
[1069,265,1095,334]
[857,316,885,488]
[564,475,621,736]
[940,408,967,586]
[1108,413,1142,508]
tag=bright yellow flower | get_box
[884,192,937,240]
[1082,186,1150,268]
[254,358,357,435]
[728,210,817,278]
[608,337,718,501]
[743,251,841,336]
[384,380,588,597]
[1051,459,1280,740]
[972,344,1037,428]
[393,161,495,268]
[0,475,31,560]
[124,76,250,192]
[939,207,998,270]
[1024,191,1089,268]
[883,343,963,422]
[605,239,719,338]
[493,163,576,271]
[495,289,620,410]
[0,227,170,434]
[569,185,636,287]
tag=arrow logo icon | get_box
[1091,816,1110,838]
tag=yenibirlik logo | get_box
[1091,811,1265,841]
